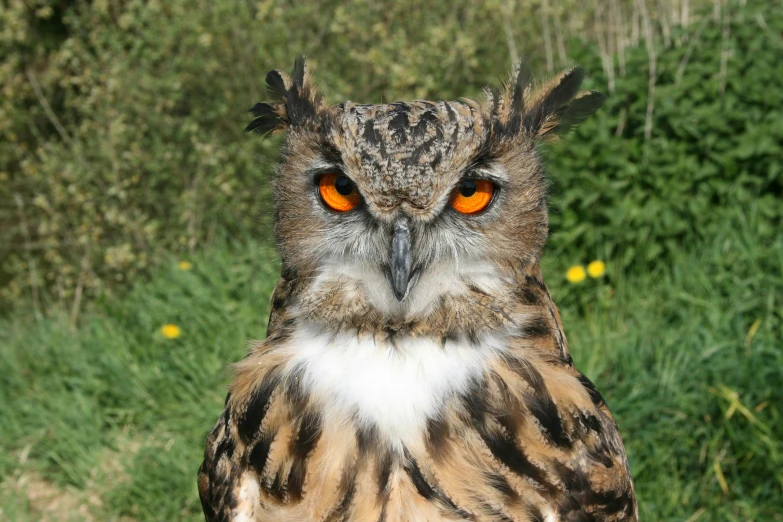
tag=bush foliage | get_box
[547,0,783,266]
[2,0,779,308]
[0,0,553,306]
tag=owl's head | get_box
[250,57,604,334]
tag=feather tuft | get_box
[245,102,287,136]
[523,66,604,138]
[554,90,606,135]
[511,61,532,113]
[539,67,585,113]
[265,70,289,100]
[246,56,326,138]
[291,55,307,88]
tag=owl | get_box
[198,57,637,522]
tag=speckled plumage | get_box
[199,57,637,522]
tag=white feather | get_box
[283,322,506,449]
[233,472,261,522]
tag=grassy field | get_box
[1,205,782,521]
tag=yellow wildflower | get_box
[587,260,606,278]
[178,260,193,271]
[566,265,586,283]
[160,324,182,339]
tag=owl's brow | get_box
[306,163,347,182]
[466,152,495,172]
[457,161,509,188]
[316,139,343,165]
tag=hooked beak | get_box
[387,218,419,302]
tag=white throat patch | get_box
[284,322,505,449]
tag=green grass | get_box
[1,210,782,521]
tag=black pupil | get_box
[334,176,353,196]
[459,180,477,197]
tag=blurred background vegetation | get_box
[5,0,781,313]
[1,0,782,520]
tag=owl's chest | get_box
[283,323,503,447]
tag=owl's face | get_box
[251,58,603,330]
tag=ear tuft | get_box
[510,61,532,113]
[245,55,326,138]
[555,90,606,134]
[484,62,602,139]
[525,66,604,139]
[265,70,289,101]
[538,67,586,111]
[245,102,288,136]
[482,86,500,115]
[291,55,307,88]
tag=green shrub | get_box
[1,0,280,306]
[0,0,558,309]
[3,0,774,309]
[546,0,783,266]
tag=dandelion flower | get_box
[587,260,606,278]
[566,265,586,283]
[161,324,182,339]
[178,261,193,271]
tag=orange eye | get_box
[450,179,495,214]
[318,173,361,212]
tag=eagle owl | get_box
[198,57,637,522]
